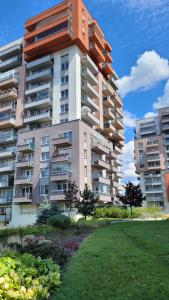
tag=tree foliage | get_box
[75,185,98,220]
[118,182,145,219]
[64,181,78,217]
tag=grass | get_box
[54,220,169,300]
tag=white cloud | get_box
[118,51,169,97]
[120,141,138,184]
[124,111,136,128]
[153,80,169,109]
[144,112,157,118]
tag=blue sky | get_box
[0,0,169,182]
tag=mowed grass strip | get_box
[54,221,169,300]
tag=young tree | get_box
[64,181,78,218]
[118,182,145,220]
[75,185,98,220]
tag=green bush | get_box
[48,215,71,230]
[0,225,55,242]
[36,203,60,225]
[0,253,60,299]
[19,243,68,266]
[94,207,142,219]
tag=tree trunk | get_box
[85,215,87,221]
[130,206,133,221]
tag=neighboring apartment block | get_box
[0,0,124,227]
[135,108,169,209]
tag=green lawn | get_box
[54,221,169,300]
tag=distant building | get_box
[134,108,169,209]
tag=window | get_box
[41,152,49,161]
[40,185,49,195]
[55,182,67,192]
[41,136,49,145]
[84,149,87,159]
[60,118,68,123]
[40,168,49,178]
[61,75,69,85]
[61,89,69,99]
[61,61,69,71]
[36,21,68,41]
[61,104,68,113]
[84,166,87,177]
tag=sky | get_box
[0,0,169,184]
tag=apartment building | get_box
[135,108,169,209]
[0,0,124,227]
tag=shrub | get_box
[36,203,60,225]
[94,207,142,219]
[19,243,68,266]
[0,253,61,299]
[48,215,71,230]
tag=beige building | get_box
[135,108,169,209]
[0,0,124,227]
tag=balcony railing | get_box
[0,70,18,83]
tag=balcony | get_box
[98,194,112,203]
[0,116,16,129]
[0,39,23,60]
[16,160,34,169]
[114,92,122,108]
[24,19,72,62]
[52,154,70,163]
[93,175,111,186]
[113,118,124,130]
[25,82,52,96]
[81,67,98,86]
[161,123,169,132]
[0,131,17,145]
[50,171,71,182]
[25,96,52,110]
[104,109,115,121]
[103,96,114,108]
[90,42,105,63]
[0,71,18,90]
[15,176,33,185]
[26,68,53,83]
[147,157,160,163]
[102,63,113,77]
[82,95,99,112]
[107,150,117,160]
[0,88,17,102]
[115,107,123,118]
[110,130,124,142]
[0,196,13,204]
[0,163,15,174]
[18,143,35,153]
[0,150,15,160]
[91,141,110,155]
[24,111,52,124]
[147,165,161,170]
[0,102,16,114]
[113,181,119,188]
[105,51,112,63]
[0,56,21,72]
[114,145,123,155]
[81,55,98,75]
[13,194,32,203]
[110,77,119,91]
[53,137,72,148]
[89,29,105,51]
[81,107,100,127]
[103,83,114,97]
[50,191,65,201]
[104,121,116,134]
[81,81,99,99]
[92,159,110,170]
[26,55,53,71]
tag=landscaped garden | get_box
[0,183,168,299]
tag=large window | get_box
[41,136,50,146]
[41,152,50,161]
[60,104,68,113]
[40,168,49,178]
[40,185,49,196]
[36,21,68,41]
[61,89,69,100]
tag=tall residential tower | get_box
[0,0,124,227]
[135,108,169,209]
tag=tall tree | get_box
[64,181,78,218]
[75,185,98,220]
[118,182,145,220]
